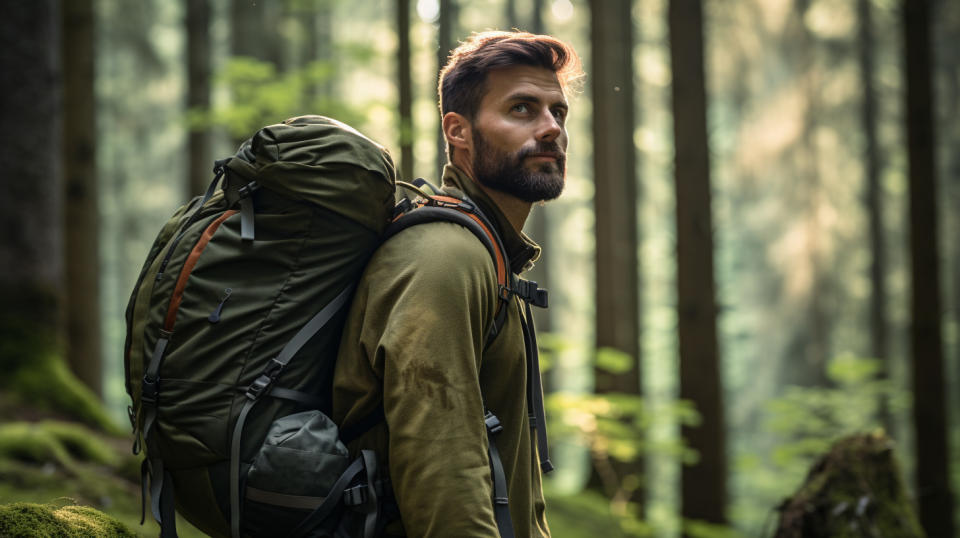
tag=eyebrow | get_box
[506,92,568,110]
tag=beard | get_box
[471,129,566,203]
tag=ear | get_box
[442,112,472,157]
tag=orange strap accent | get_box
[431,195,465,205]
[164,210,237,331]
[458,210,507,287]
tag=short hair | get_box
[438,31,583,122]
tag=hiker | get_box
[332,31,583,537]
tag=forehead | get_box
[479,65,566,109]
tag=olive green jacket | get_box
[332,164,550,537]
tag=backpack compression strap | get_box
[229,284,355,538]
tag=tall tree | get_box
[902,0,955,535]
[397,0,414,182]
[0,0,63,374]
[436,0,457,179]
[857,0,891,431]
[668,0,727,526]
[187,0,212,196]
[230,0,283,67]
[62,0,101,396]
[589,0,643,507]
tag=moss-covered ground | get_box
[0,419,206,537]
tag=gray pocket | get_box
[245,410,351,503]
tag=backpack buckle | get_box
[484,411,503,435]
[514,279,548,308]
[246,359,284,400]
[141,375,159,405]
[237,181,259,198]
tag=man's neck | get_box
[475,182,532,233]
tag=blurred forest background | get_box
[1,0,958,536]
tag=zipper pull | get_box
[208,288,232,323]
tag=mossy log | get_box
[0,502,136,537]
[774,432,925,538]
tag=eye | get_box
[552,108,567,123]
[511,103,530,114]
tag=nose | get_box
[536,110,563,143]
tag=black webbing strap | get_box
[485,411,515,538]
[360,450,380,538]
[289,456,368,537]
[229,284,355,538]
[141,458,177,537]
[159,468,177,538]
[521,301,553,473]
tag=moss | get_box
[0,300,120,434]
[9,354,122,434]
[0,502,137,537]
[0,422,118,472]
[774,432,926,537]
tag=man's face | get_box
[469,66,569,203]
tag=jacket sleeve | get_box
[356,222,501,536]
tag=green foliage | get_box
[732,356,906,533]
[192,56,368,140]
[544,482,651,537]
[0,502,136,538]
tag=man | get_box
[332,31,582,537]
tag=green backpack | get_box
[124,115,551,538]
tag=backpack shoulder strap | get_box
[384,189,512,347]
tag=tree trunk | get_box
[902,1,955,535]
[436,0,457,179]
[669,0,727,527]
[61,0,101,397]
[589,0,643,508]
[230,0,282,67]
[857,0,892,433]
[397,0,414,182]
[774,433,925,538]
[187,0,212,197]
[0,0,63,366]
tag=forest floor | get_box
[0,395,206,537]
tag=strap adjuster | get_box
[515,279,548,308]
[237,180,259,198]
[141,375,158,404]
[484,411,503,435]
[245,359,284,400]
[343,485,367,506]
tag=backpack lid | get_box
[227,115,397,234]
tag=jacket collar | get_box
[440,164,541,274]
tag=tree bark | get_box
[397,0,414,182]
[187,0,212,197]
[61,0,101,397]
[902,1,955,536]
[857,0,892,433]
[669,0,727,527]
[436,0,457,179]
[589,0,643,508]
[0,0,63,363]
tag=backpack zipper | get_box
[208,288,233,323]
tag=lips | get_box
[526,152,561,162]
